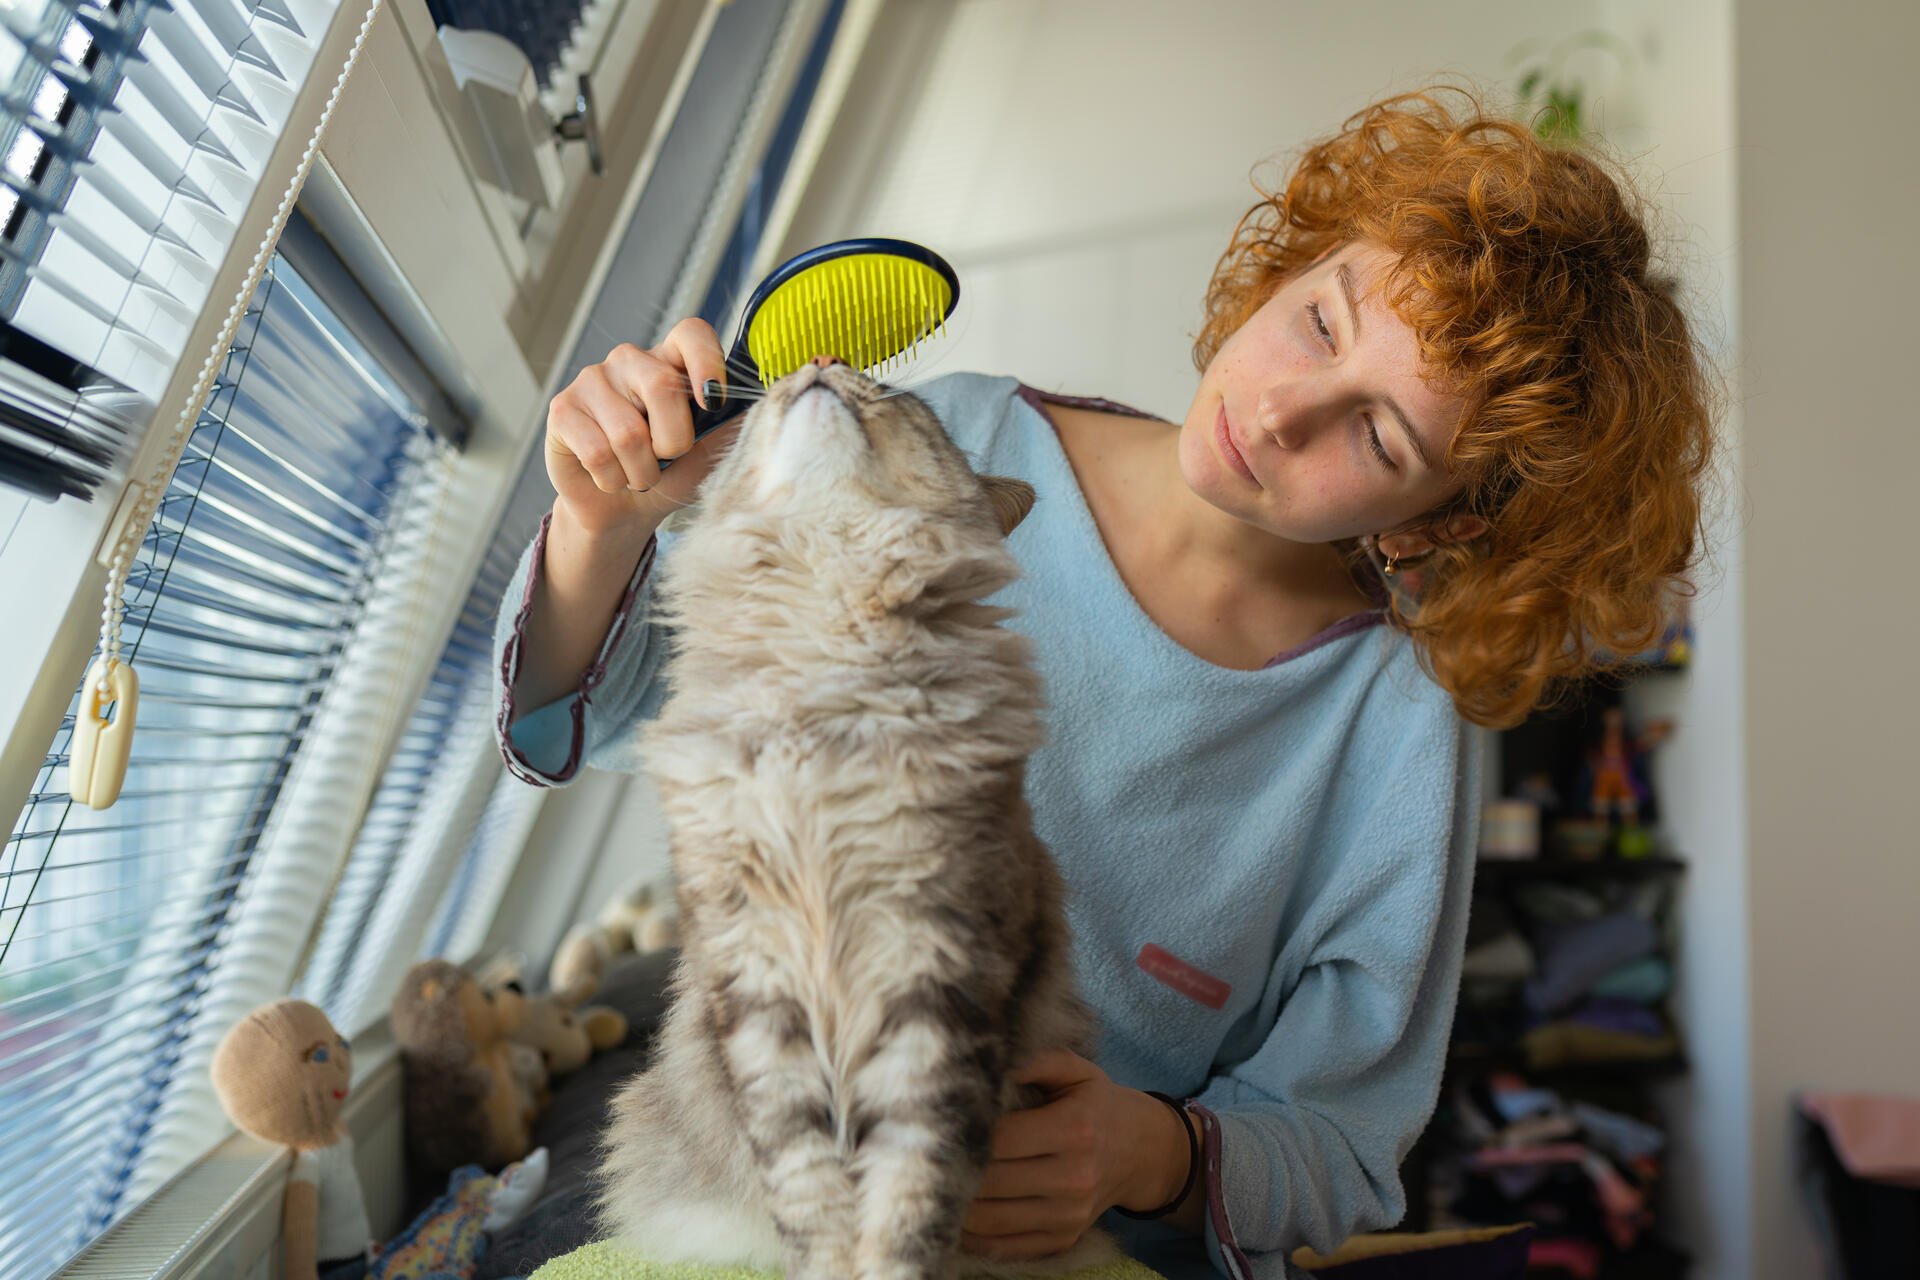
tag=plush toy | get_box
[210,998,549,1280]
[476,972,552,1122]
[513,975,628,1081]
[479,971,629,1115]
[390,960,533,1179]
[547,877,678,995]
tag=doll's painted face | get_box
[210,999,354,1151]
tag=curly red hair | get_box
[1196,85,1716,728]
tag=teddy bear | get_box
[546,876,678,995]
[516,975,628,1081]
[480,968,629,1116]
[389,959,533,1179]
[210,997,548,1280]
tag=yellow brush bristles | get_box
[745,252,953,382]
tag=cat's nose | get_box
[809,354,845,369]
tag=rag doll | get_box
[210,998,548,1280]
[597,360,1108,1280]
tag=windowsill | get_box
[57,1026,403,1280]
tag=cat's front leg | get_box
[847,984,1002,1280]
[716,987,857,1280]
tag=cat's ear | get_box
[980,476,1035,537]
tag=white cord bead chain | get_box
[74,0,387,808]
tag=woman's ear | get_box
[980,476,1036,537]
[1375,512,1489,561]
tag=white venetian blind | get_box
[1,0,350,403]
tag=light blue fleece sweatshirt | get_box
[491,373,1480,1280]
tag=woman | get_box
[492,87,1713,1279]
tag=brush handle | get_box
[658,380,746,473]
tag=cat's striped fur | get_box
[596,363,1109,1280]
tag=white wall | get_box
[790,0,1610,420]
[1734,2,1920,1277]
[1590,3,1750,1277]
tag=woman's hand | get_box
[960,1049,1197,1261]
[544,318,739,535]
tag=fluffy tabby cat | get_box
[597,359,1112,1280]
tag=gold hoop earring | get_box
[1382,551,1399,576]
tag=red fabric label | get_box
[1135,943,1231,1010]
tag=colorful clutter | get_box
[1429,868,1688,1276]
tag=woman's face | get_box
[1179,243,1468,544]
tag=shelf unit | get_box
[1406,664,1693,1279]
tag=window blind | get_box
[0,247,446,1280]
[4,0,329,391]
[0,0,359,503]
[296,529,521,1030]
[423,766,543,965]
[0,320,137,500]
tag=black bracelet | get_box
[1114,1090,1199,1220]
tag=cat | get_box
[595,359,1113,1280]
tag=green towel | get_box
[528,1240,1167,1280]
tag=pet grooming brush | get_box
[661,237,960,468]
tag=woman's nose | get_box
[809,354,845,369]
[1258,386,1321,450]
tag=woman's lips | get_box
[1215,405,1260,486]
[332,1089,347,1100]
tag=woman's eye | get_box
[1307,300,1335,351]
[312,1046,329,1063]
[1364,416,1397,470]
[338,1036,350,1050]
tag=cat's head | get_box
[678,360,1034,620]
[703,360,1031,537]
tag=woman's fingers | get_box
[544,320,741,510]
[658,317,729,413]
[547,392,634,495]
[973,1153,1084,1202]
[990,1097,1096,1163]
[573,362,666,490]
[599,343,692,468]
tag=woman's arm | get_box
[962,701,1479,1271]
[1183,726,1480,1269]
[511,502,657,717]
[493,322,739,782]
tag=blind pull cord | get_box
[70,0,389,809]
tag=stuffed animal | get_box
[209,998,549,1280]
[480,972,629,1115]
[476,971,551,1122]
[514,975,628,1080]
[547,877,678,995]
[389,960,533,1179]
